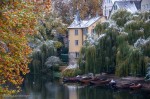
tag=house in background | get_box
[68,11,106,60]
[102,0,114,19]
[102,0,144,19]
[109,0,141,18]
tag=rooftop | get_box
[68,16,101,29]
[114,1,141,13]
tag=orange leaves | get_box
[0,0,52,94]
[0,0,47,94]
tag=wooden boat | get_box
[90,79,111,85]
[115,83,132,89]
[63,77,81,83]
[79,77,93,84]
[129,83,142,90]
[79,77,99,84]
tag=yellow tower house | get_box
[68,11,106,60]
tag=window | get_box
[114,5,117,10]
[75,29,78,35]
[75,52,79,58]
[91,29,95,33]
[83,28,88,35]
[75,40,78,46]
[107,0,110,3]
[146,4,149,8]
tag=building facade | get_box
[68,11,106,59]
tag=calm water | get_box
[4,74,150,99]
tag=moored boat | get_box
[129,83,142,90]
[79,77,93,84]
[63,77,81,83]
[79,77,100,84]
[90,79,111,86]
[115,83,132,89]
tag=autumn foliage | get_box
[0,0,51,94]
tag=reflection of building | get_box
[68,11,106,59]
[67,85,78,99]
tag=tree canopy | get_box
[0,0,51,94]
[78,10,150,77]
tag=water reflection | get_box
[67,85,77,99]
[22,74,69,99]
[4,74,149,99]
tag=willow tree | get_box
[29,10,66,74]
[96,27,119,74]
[78,46,87,74]
[116,37,147,77]
[95,22,109,36]
[124,20,144,45]
[85,46,96,74]
[115,33,132,76]
[129,48,145,76]
[29,12,66,48]
[113,10,150,77]
[111,9,131,27]
[29,41,56,74]
[78,10,150,77]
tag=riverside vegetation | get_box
[77,10,150,79]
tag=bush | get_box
[62,68,82,77]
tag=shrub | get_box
[62,68,82,77]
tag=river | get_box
[4,74,150,99]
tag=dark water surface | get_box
[5,74,150,99]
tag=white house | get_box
[141,0,150,11]
[102,0,145,19]
[102,0,129,19]
[102,0,113,19]
[109,0,141,18]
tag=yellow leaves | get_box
[54,41,63,49]
[0,0,52,95]
[0,0,45,95]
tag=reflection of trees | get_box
[23,74,69,99]
[23,74,46,99]
[22,75,145,99]
[78,86,144,99]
